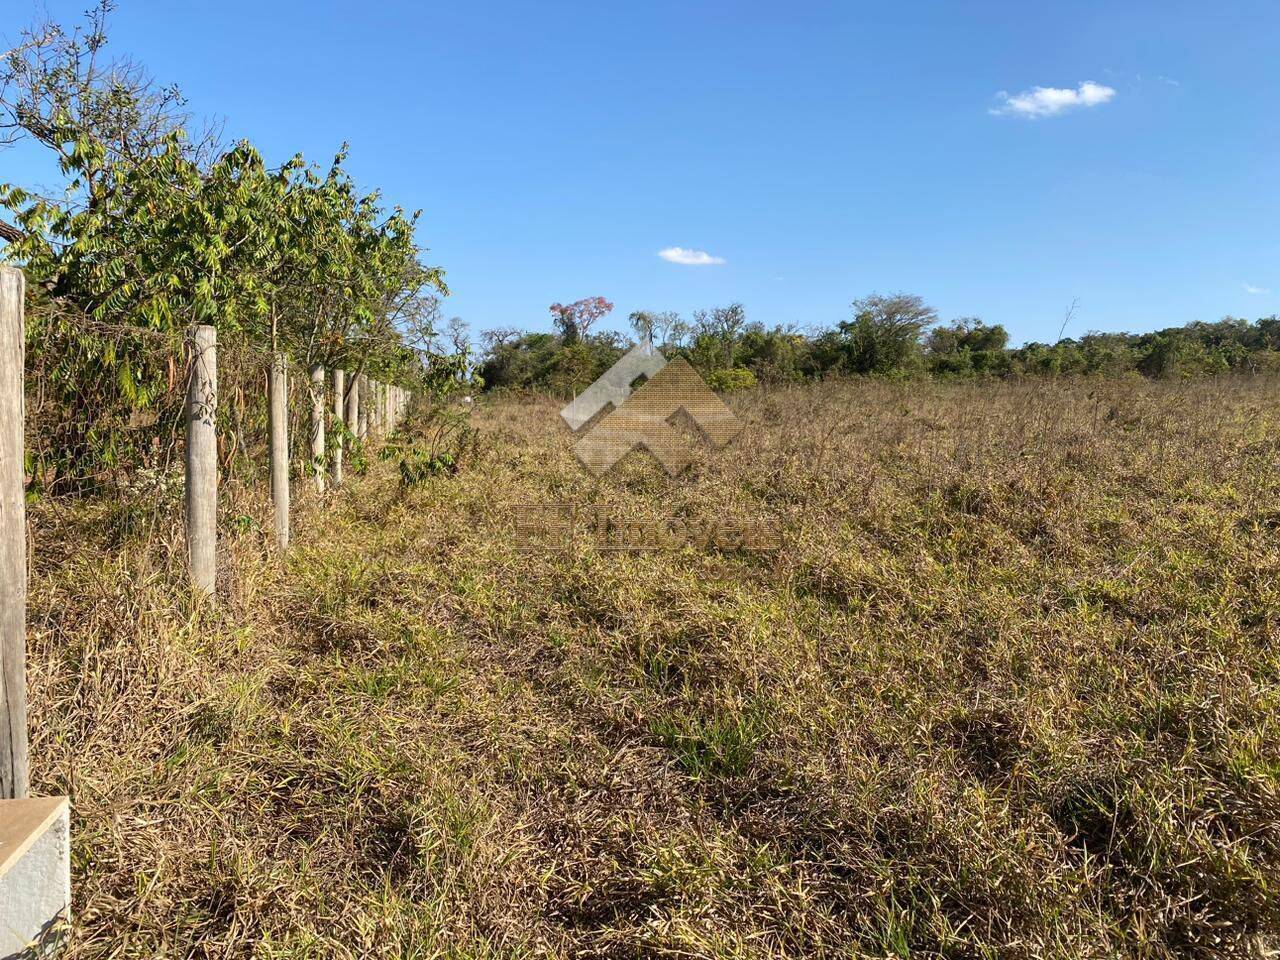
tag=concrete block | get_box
[0,797,69,957]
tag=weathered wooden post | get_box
[0,267,27,799]
[309,363,325,494]
[356,374,369,440]
[269,354,289,551]
[185,325,217,597]
[0,266,72,950]
[331,368,345,486]
[346,371,360,447]
[370,380,382,437]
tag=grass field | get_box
[27,376,1280,958]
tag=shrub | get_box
[704,367,757,392]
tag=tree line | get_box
[479,293,1280,396]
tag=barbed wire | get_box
[28,299,371,355]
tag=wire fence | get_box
[13,266,413,590]
[2,263,417,797]
[23,306,395,492]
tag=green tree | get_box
[837,293,936,374]
[0,5,447,488]
[690,303,747,371]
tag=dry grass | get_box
[25,375,1280,958]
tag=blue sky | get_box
[4,0,1278,344]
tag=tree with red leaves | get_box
[550,296,613,345]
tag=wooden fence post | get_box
[185,324,217,598]
[331,368,344,486]
[309,363,325,494]
[371,380,382,437]
[347,371,360,447]
[269,354,289,551]
[356,374,368,440]
[0,267,27,799]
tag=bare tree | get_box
[480,327,522,352]
[1056,297,1080,343]
[0,0,224,206]
[446,316,469,354]
[395,283,444,352]
[628,310,689,350]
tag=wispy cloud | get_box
[991,81,1116,119]
[1157,75,1181,87]
[658,246,725,266]
[1244,283,1270,295]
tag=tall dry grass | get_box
[24,375,1280,958]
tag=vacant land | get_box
[27,376,1280,958]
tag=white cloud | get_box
[991,81,1117,119]
[1244,283,1270,295]
[658,246,725,266]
